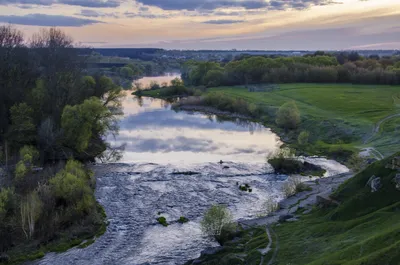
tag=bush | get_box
[178,216,189,224]
[276,101,301,130]
[201,205,233,237]
[157,216,168,227]
[282,176,311,197]
[262,197,279,216]
[298,131,310,145]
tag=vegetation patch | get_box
[157,217,169,227]
[178,216,189,224]
[268,157,326,177]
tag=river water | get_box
[34,75,349,265]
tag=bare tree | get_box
[21,191,42,239]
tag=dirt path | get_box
[363,113,400,144]
[239,172,352,265]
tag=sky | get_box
[0,0,399,50]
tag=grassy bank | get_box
[204,84,400,158]
[185,226,271,265]
[190,153,400,265]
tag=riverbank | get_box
[188,153,400,265]
[185,172,353,265]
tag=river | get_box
[34,74,349,265]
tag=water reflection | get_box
[133,73,181,89]
[109,94,281,164]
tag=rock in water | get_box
[366,175,382,192]
[393,174,400,191]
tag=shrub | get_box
[282,176,311,197]
[262,197,279,216]
[276,101,301,130]
[298,131,310,145]
[157,216,168,227]
[201,205,233,237]
[178,216,189,224]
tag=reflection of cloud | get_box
[122,136,220,153]
[120,109,262,133]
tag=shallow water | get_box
[34,75,349,265]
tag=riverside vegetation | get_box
[0,26,123,263]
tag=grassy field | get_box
[185,227,271,265]
[207,84,400,157]
[193,153,400,265]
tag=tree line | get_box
[0,26,122,261]
[182,52,400,87]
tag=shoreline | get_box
[239,172,353,227]
[174,104,252,120]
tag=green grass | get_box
[193,153,400,265]
[185,227,270,265]
[207,84,400,158]
[209,84,400,124]
[273,154,400,265]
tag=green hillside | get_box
[189,153,400,265]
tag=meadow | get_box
[207,84,400,157]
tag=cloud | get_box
[135,0,342,11]
[0,13,102,26]
[123,11,171,19]
[77,9,119,18]
[0,0,121,8]
[202,19,245,24]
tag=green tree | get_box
[298,131,310,145]
[201,205,233,237]
[8,103,36,148]
[203,69,224,87]
[15,146,39,181]
[61,97,112,153]
[276,101,301,130]
[49,160,94,215]
[119,67,134,79]
[0,188,15,222]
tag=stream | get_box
[33,74,349,265]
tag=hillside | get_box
[189,153,400,265]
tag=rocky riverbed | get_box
[32,159,348,265]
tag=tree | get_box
[203,69,224,87]
[276,101,301,130]
[49,160,94,216]
[20,191,42,239]
[119,67,134,79]
[298,131,310,145]
[15,146,39,181]
[201,205,233,237]
[61,97,113,153]
[8,103,36,148]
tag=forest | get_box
[182,52,400,87]
[0,26,122,263]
